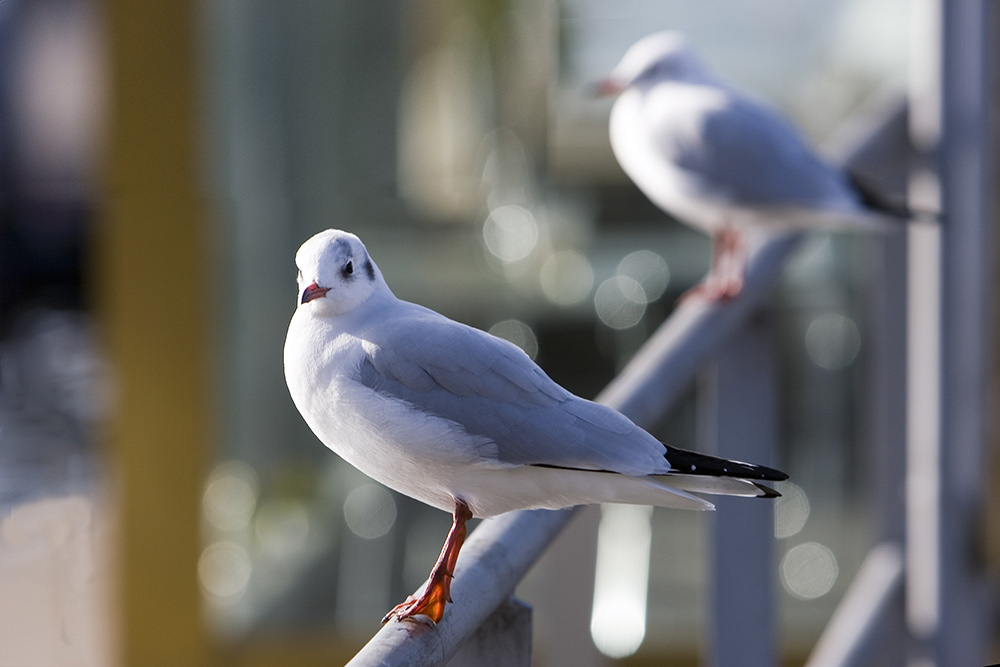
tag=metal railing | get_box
[349,9,998,657]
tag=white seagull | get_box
[598,31,900,299]
[284,229,787,624]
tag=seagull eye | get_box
[343,261,354,277]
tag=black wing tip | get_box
[751,464,789,482]
[664,444,788,482]
[753,482,782,499]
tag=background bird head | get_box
[597,31,713,95]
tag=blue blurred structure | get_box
[0,0,101,503]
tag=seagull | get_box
[597,31,902,299]
[284,228,788,624]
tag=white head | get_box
[293,229,387,316]
[601,31,711,93]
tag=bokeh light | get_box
[343,484,397,540]
[478,128,530,210]
[805,313,861,370]
[482,205,538,263]
[203,461,259,532]
[254,498,310,559]
[199,541,252,602]
[616,250,670,303]
[781,542,839,600]
[489,319,539,360]
[540,250,594,306]
[774,482,811,539]
[594,276,646,329]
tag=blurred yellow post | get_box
[98,1,211,665]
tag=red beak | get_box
[589,77,626,97]
[301,282,330,304]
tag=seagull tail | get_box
[657,473,780,499]
[848,171,943,223]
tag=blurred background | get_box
[0,0,995,665]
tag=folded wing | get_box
[357,305,670,475]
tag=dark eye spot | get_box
[342,261,354,277]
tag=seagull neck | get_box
[366,284,396,310]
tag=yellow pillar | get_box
[98,1,211,664]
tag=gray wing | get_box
[355,304,668,475]
[652,88,860,209]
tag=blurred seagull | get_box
[597,31,904,299]
[284,229,787,624]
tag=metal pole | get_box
[907,0,997,663]
[703,313,779,667]
[931,0,996,663]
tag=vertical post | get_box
[908,0,997,664]
[702,313,778,667]
[537,506,610,667]
[447,598,533,667]
[905,0,943,656]
[931,0,996,664]
[865,226,909,664]
[99,1,212,665]
[904,220,941,664]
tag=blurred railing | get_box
[347,96,923,666]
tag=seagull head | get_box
[594,31,711,95]
[294,229,385,316]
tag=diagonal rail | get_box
[804,543,905,667]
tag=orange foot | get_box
[381,574,452,625]
[382,498,473,625]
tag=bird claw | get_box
[381,596,417,624]
[381,589,447,625]
[381,606,435,626]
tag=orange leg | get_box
[682,227,746,302]
[717,228,746,298]
[382,498,474,625]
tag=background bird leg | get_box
[683,227,746,301]
[717,227,746,298]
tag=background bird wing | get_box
[356,305,669,475]
[648,87,860,209]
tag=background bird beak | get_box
[301,282,330,304]
[588,77,626,98]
